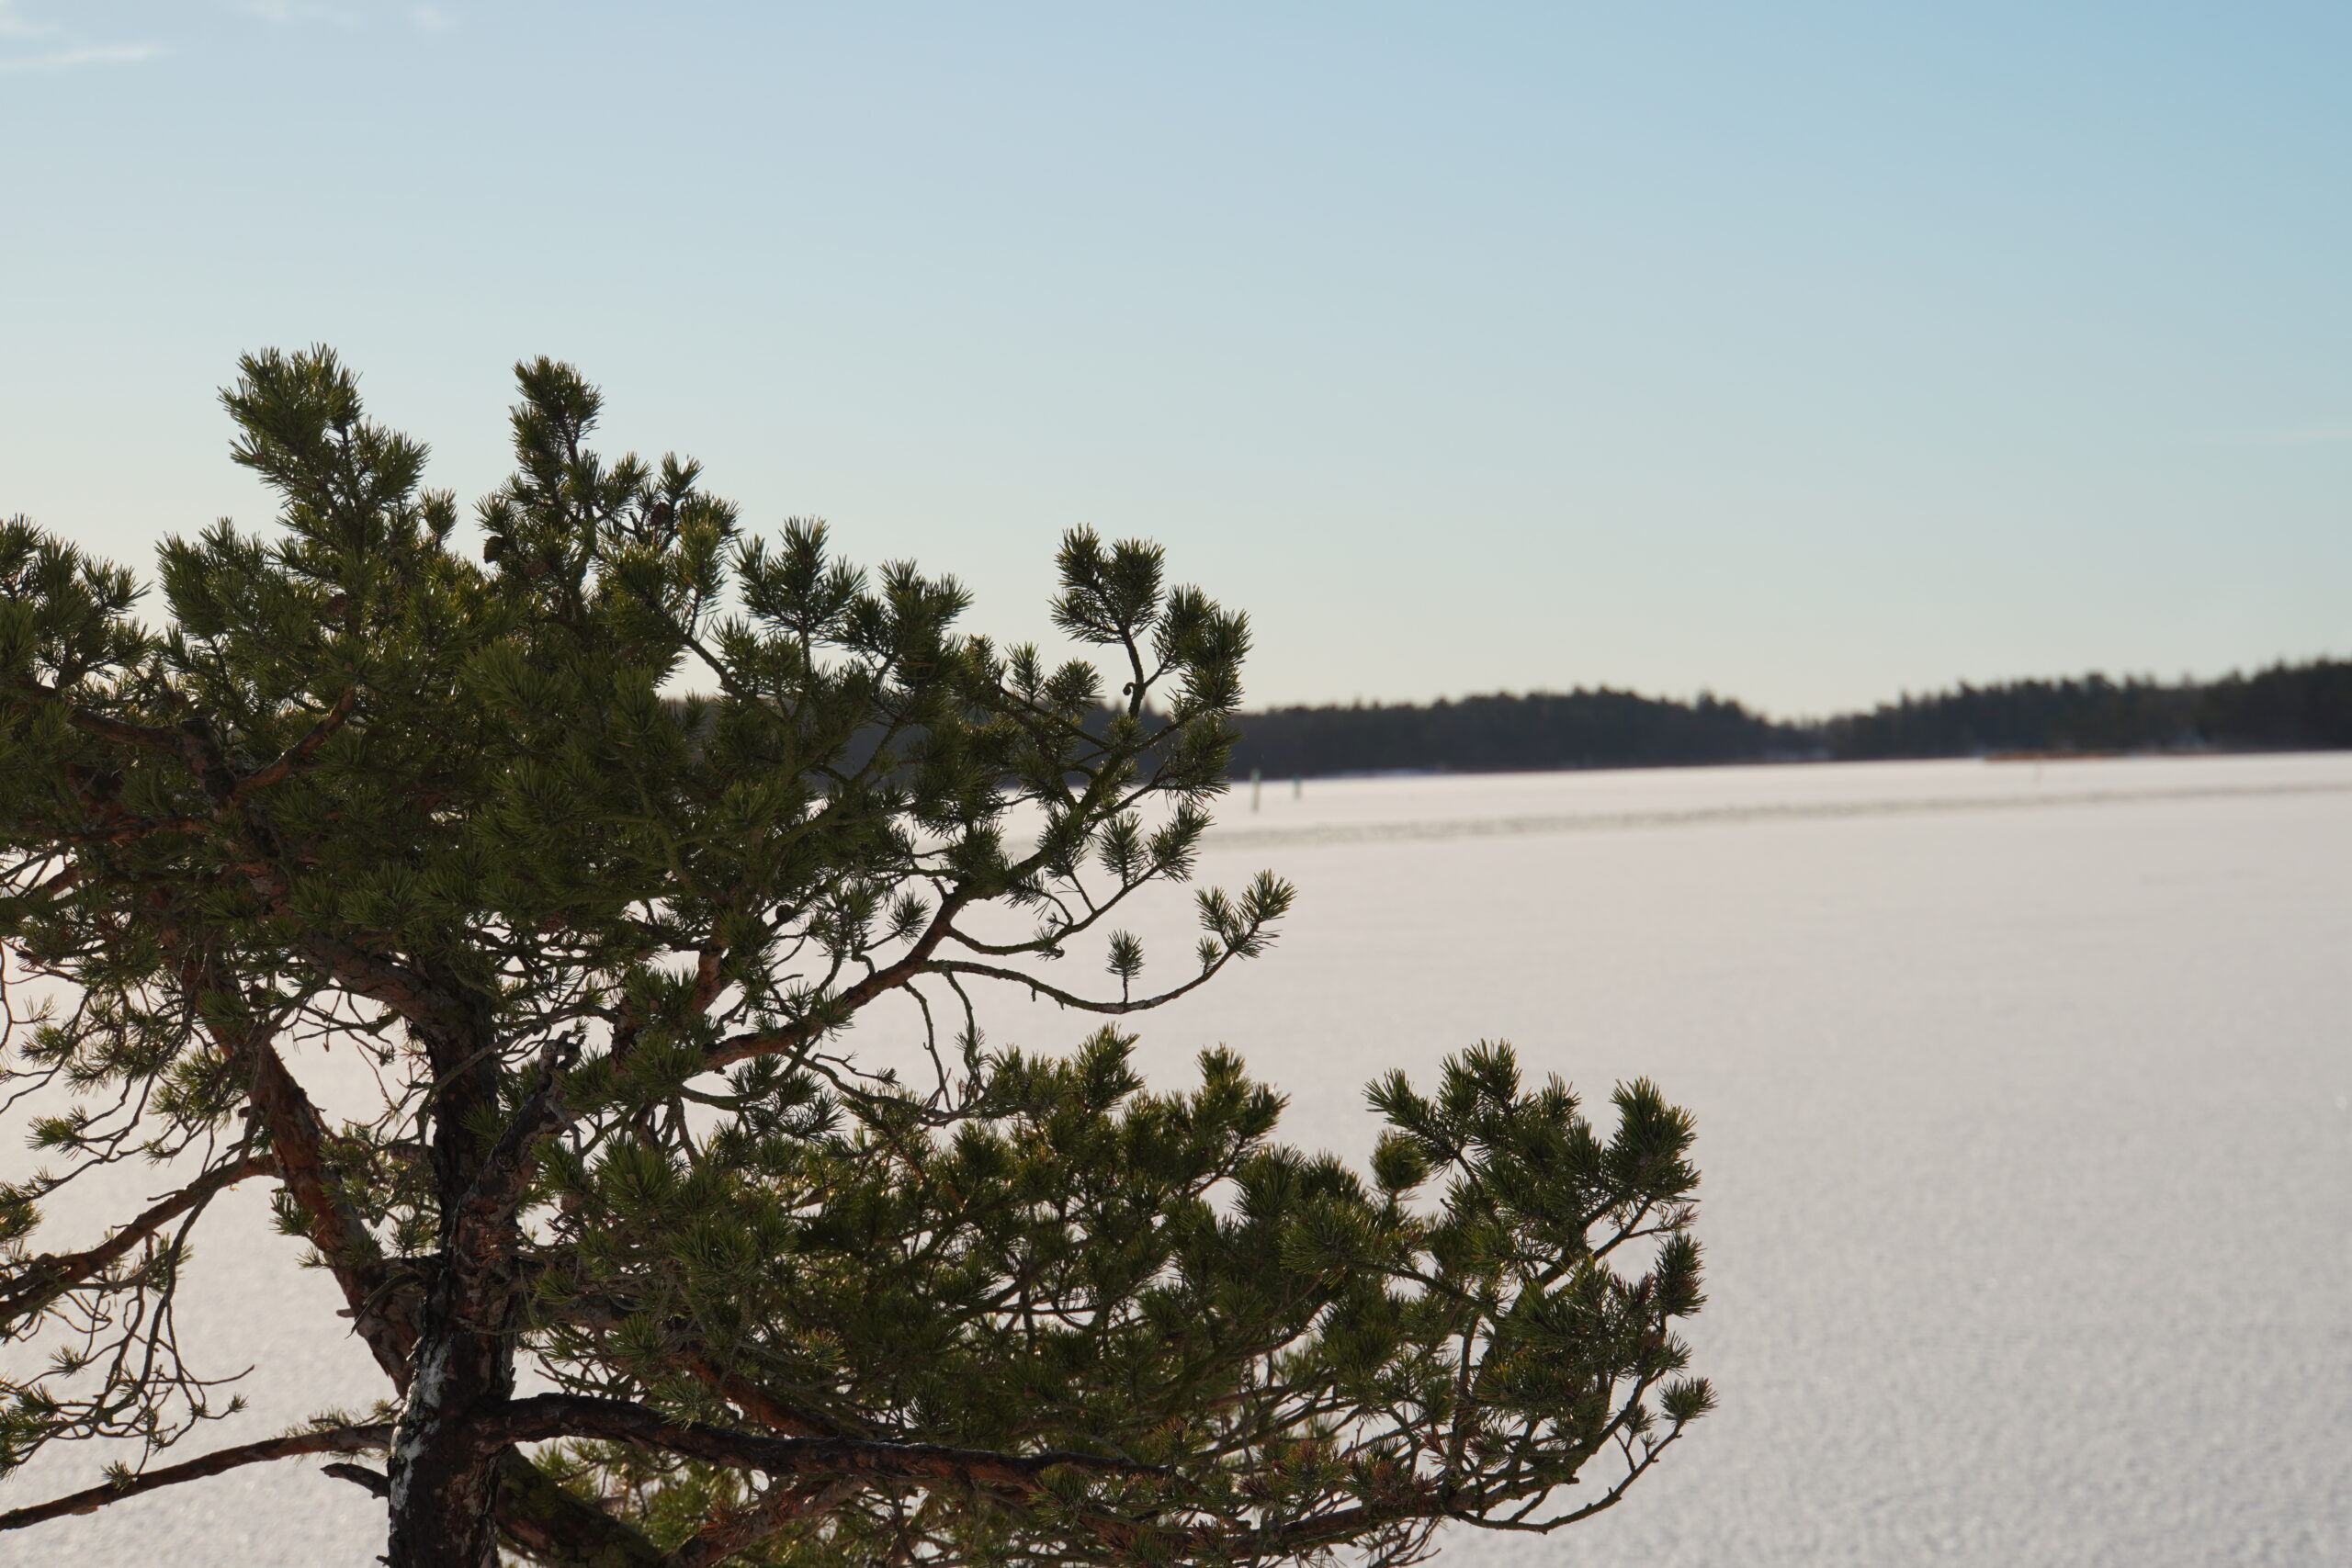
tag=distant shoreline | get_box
[1227,660,2352,780]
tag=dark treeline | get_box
[1228,659,2352,778]
[1227,690,1808,777]
[1822,660,2352,759]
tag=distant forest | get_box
[1226,659,2352,778]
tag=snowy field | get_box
[6,752,2349,1565]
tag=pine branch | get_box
[0,1153,274,1328]
[446,1045,573,1311]
[226,685,357,804]
[495,1450,664,1568]
[676,1349,851,1440]
[927,955,1234,1016]
[0,1424,394,1533]
[483,1394,1158,1490]
[656,1479,856,1568]
[231,1002,419,1383]
[24,687,189,761]
[706,892,971,1069]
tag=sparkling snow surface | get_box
[6,753,2348,1565]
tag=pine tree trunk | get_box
[386,1295,512,1568]
[387,1003,514,1568]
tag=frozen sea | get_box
[6,752,2348,1565]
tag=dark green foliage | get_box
[0,349,1710,1566]
[526,1033,1710,1565]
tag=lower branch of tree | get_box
[322,1461,391,1497]
[0,1424,394,1533]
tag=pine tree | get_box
[0,349,1713,1567]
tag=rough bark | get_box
[386,995,515,1568]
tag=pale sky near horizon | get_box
[3,2,2346,716]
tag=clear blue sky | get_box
[5,2,2346,716]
